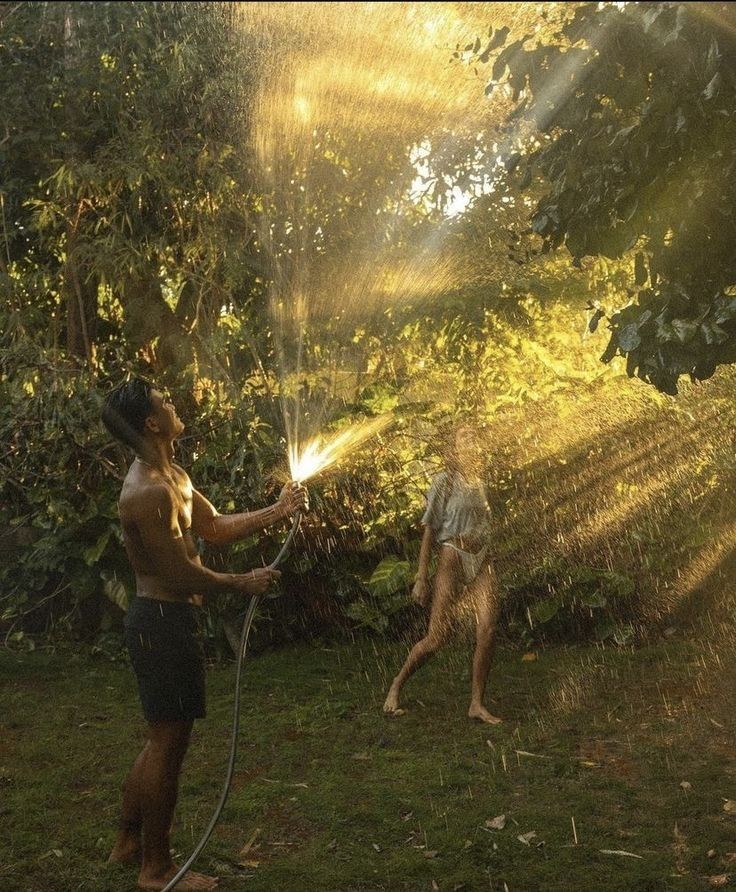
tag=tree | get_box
[477,2,736,394]
[0,2,261,377]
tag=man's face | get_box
[147,389,185,439]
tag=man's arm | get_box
[190,483,306,546]
[137,485,278,595]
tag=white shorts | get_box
[442,541,489,586]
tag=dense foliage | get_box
[478,2,736,394]
[2,2,736,655]
[1,1,264,377]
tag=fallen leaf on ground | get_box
[680,781,692,791]
[518,831,537,845]
[521,653,537,661]
[424,850,439,859]
[239,827,262,857]
[485,815,506,830]
[239,859,260,869]
[372,843,381,852]
[723,801,736,815]
[725,854,736,864]
[707,875,730,887]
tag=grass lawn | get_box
[2,631,735,891]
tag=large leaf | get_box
[581,591,607,609]
[617,324,641,352]
[671,320,698,344]
[367,556,412,598]
[83,529,111,566]
[531,598,559,624]
[102,573,129,611]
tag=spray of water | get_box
[214,3,736,728]
[226,2,529,471]
[289,414,393,483]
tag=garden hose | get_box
[162,509,302,892]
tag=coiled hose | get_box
[162,510,302,891]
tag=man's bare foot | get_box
[468,704,503,724]
[382,688,406,716]
[137,865,219,890]
[107,835,142,866]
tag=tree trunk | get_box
[64,219,97,363]
[121,271,197,375]
[62,6,96,365]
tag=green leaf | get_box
[612,624,635,646]
[581,590,607,609]
[617,324,641,352]
[103,574,129,611]
[602,570,635,598]
[634,253,647,287]
[588,308,605,333]
[83,529,111,566]
[702,321,728,345]
[671,320,698,344]
[367,556,412,598]
[703,72,722,101]
[531,598,559,624]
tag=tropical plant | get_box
[474,2,736,394]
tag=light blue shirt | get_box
[421,471,491,545]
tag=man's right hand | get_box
[278,481,309,517]
[231,567,281,596]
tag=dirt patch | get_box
[577,737,638,780]
[218,802,317,868]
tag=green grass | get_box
[1,633,735,891]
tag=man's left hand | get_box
[278,481,309,516]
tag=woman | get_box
[383,425,503,724]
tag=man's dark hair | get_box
[102,378,154,451]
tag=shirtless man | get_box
[102,378,307,891]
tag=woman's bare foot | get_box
[137,865,219,890]
[107,834,142,865]
[468,704,503,724]
[382,687,406,715]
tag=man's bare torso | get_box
[119,459,202,603]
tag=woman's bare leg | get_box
[383,546,461,713]
[467,561,503,724]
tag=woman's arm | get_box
[411,523,435,606]
[416,523,435,582]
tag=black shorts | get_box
[124,597,206,723]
